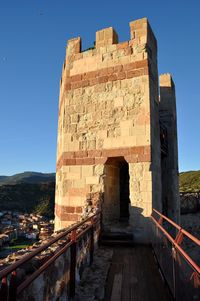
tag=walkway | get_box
[104,245,172,301]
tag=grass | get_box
[8,238,36,250]
[9,244,31,250]
[179,170,200,192]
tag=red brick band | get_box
[55,204,82,221]
[57,145,151,170]
[59,58,149,115]
[68,58,148,90]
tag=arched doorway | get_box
[103,157,130,224]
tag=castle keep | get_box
[55,18,179,243]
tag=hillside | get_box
[0,182,55,218]
[0,172,55,186]
[0,172,55,218]
[179,170,200,192]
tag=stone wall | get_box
[2,221,100,301]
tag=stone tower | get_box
[55,18,180,243]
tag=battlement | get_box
[96,27,118,48]
[66,36,81,57]
[160,73,175,89]
[65,17,157,57]
[59,17,159,105]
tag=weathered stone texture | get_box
[55,17,180,243]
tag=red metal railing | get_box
[0,211,101,301]
[151,209,200,300]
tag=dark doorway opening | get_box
[119,160,130,221]
[104,157,130,222]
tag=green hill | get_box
[179,170,200,192]
[0,172,55,186]
[0,182,55,218]
[0,172,55,218]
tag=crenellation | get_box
[66,37,81,56]
[96,27,118,48]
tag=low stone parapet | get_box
[0,212,101,301]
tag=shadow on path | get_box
[104,245,172,301]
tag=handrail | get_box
[152,209,200,248]
[153,208,181,231]
[17,240,74,294]
[0,211,99,279]
[0,210,101,300]
[151,209,200,288]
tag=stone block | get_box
[72,179,85,188]
[96,27,118,48]
[159,73,173,87]
[69,166,81,174]
[98,130,108,139]
[66,37,81,57]
[144,171,152,180]
[76,206,83,213]
[136,135,149,146]
[103,138,115,149]
[114,97,124,107]
[82,165,94,177]
[68,196,85,206]
[86,176,100,185]
[94,164,104,176]
[66,172,81,180]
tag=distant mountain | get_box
[179,170,200,192]
[0,172,55,186]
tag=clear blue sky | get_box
[0,0,199,175]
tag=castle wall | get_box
[55,17,179,243]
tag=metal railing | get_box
[0,211,101,301]
[151,209,200,300]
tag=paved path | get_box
[104,245,172,301]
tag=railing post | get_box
[9,271,17,301]
[69,229,77,298]
[0,277,8,301]
[90,217,94,265]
